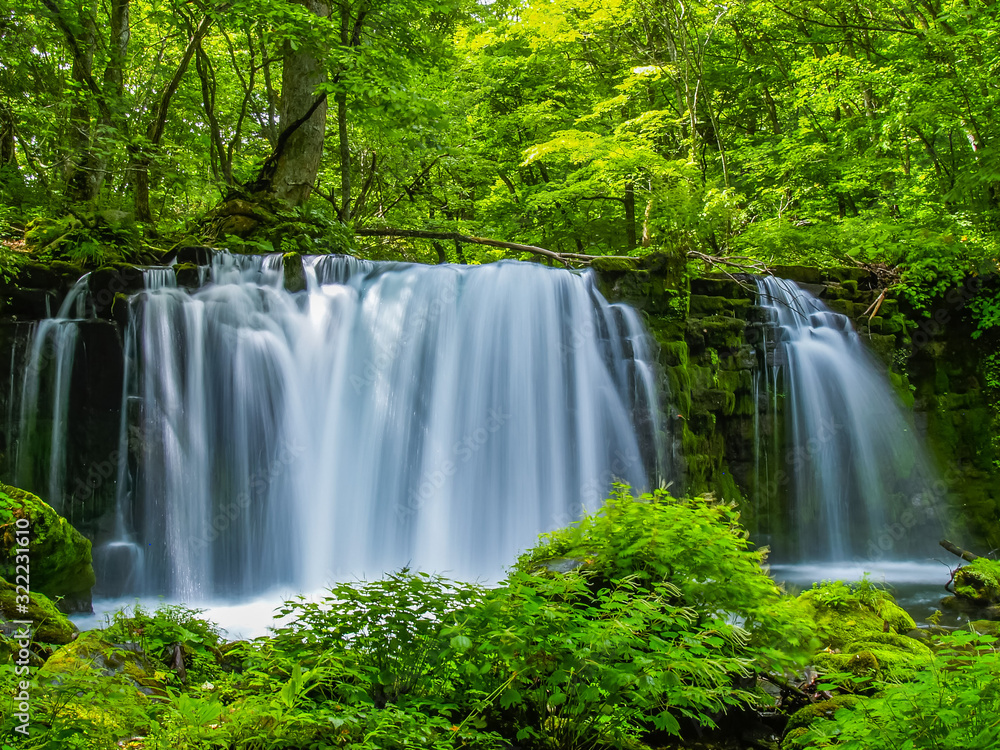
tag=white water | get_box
[755,277,944,563]
[12,276,91,513]
[102,254,663,600]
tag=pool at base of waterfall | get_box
[69,560,969,642]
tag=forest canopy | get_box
[0,0,997,292]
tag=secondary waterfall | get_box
[754,276,942,562]
[11,276,90,515]
[100,254,663,600]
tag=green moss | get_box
[969,619,1000,636]
[954,558,1000,604]
[798,580,915,650]
[0,484,95,611]
[814,649,880,685]
[40,630,168,697]
[174,262,200,288]
[661,340,689,368]
[590,257,638,273]
[785,695,860,733]
[282,251,307,293]
[695,315,746,349]
[840,634,933,680]
[0,577,78,644]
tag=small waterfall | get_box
[12,276,91,513]
[755,276,941,562]
[108,254,664,599]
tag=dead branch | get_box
[940,539,980,563]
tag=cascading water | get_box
[11,276,91,514]
[106,254,663,600]
[754,276,942,563]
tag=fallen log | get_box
[940,539,980,563]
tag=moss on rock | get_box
[40,629,168,697]
[0,484,96,612]
[282,251,307,293]
[797,581,915,650]
[953,558,1000,605]
[0,577,78,644]
[785,695,860,734]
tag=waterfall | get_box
[107,254,664,599]
[755,276,941,562]
[12,276,91,513]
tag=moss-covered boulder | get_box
[816,633,932,682]
[783,695,860,743]
[0,484,96,612]
[40,630,168,697]
[797,580,915,650]
[953,558,1000,605]
[0,577,78,644]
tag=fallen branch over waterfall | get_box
[353,228,773,276]
[940,539,981,563]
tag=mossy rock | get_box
[814,649,880,685]
[40,630,168,697]
[953,559,1000,605]
[0,577,78,644]
[283,251,307,293]
[785,695,860,734]
[969,620,1000,636]
[834,634,932,680]
[174,262,201,288]
[0,484,96,612]
[590,257,638,273]
[781,726,809,749]
[176,245,213,265]
[798,583,915,650]
[844,632,932,656]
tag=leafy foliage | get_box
[1,488,821,749]
[790,630,1000,749]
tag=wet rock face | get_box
[600,263,999,550]
[0,318,124,543]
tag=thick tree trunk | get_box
[65,14,101,203]
[271,0,330,208]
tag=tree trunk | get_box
[271,0,330,208]
[133,13,216,220]
[65,13,101,203]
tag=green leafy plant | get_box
[790,630,1000,749]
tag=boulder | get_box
[40,630,168,697]
[0,577,78,644]
[0,484,96,612]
